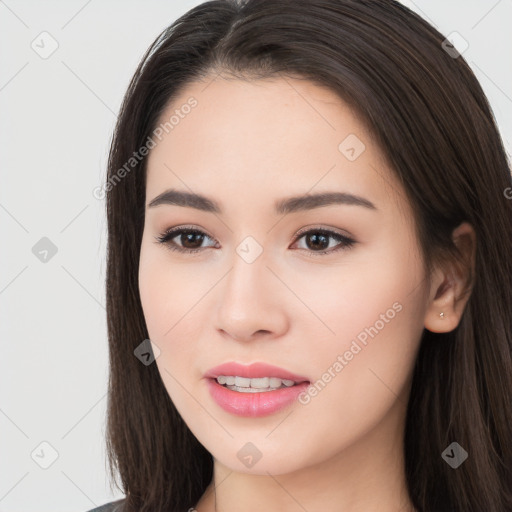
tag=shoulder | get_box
[85,498,126,512]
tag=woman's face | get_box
[138,75,431,475]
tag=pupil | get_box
[307,233,328,250]
[182,232,203,249]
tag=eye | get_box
[291,227,356,257]
[154,225,356,256]
[154,225,218,254]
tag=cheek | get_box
[138,246,217,381]
[138,252,203,413]
[138,252,168,337]
[294,247,423,352]
[289,281,424,466]
[297,235,426,401]
[139,245,203,335]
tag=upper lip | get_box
[205,362,310,383]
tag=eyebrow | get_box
[147,188,377,214]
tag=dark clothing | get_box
[85,498,125,512]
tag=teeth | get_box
[235,376,251,388]
[215,375,297,389]
[250,377,270,388]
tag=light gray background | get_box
[1,1,511,511]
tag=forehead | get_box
[145,75,406,218]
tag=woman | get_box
[90,0,512,510]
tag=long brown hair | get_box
[104,1,512,510]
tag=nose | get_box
[214,254,289,343]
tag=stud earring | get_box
[439,312,445,319]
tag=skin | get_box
[138,74,475,512]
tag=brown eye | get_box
[155,227,217,254]
[292,228,356,256]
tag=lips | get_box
[206,378,310,417]
[204,361,310,383]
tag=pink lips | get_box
[204,362,309,383]
[204,362,310,417]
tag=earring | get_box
[439,312,445,319]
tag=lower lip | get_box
[206,378,310,417]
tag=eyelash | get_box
[154,225,356,257]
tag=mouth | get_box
[204,361,310,416]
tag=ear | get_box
[424,222,476,333]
